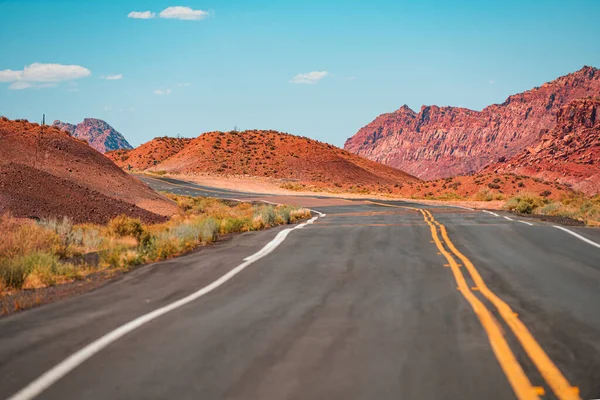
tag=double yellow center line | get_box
[368,201,580,400]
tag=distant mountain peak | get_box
[52,118,132,153]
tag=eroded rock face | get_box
[53,118,132,153]
[486,98,600,195]
[344,66,600,180]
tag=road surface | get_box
[1,176,599,400]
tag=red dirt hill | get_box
[0,163,165,224]
[486,98,600,195]
[107,137,192,170]
[0,118,176,219]
[345,66,600,180]
[148,130,420,188]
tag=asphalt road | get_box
[1,176,600,400]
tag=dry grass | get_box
[0,197,311,294]
[504,192,600,225]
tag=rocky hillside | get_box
[486,98,600,195]
[107,137,192,170]
[0,117,176,220]
[146,130,420,188]
[345,66,600,180]
[53,118,133,153]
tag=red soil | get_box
[0,163,166,224]
[107,137,192,170]
[0,118,177,219]
[148,130,420,189]
[395,173,574,201]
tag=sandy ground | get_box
[156,173,506,210]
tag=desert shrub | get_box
[23,252,78,286]
[0,215,58,259]
[492,177,501,183]
[504,193,548,214]
[518,182,525,188]
[435,192,464,200]
[538,202,561,215]
[257,205,276,227]
[540,190,552,197]
[475,188,494,202]
[0,258,31,289]
[280,182,305,191]
[79,226,103,250]
[38,217,79,257]
[221,218,250,234]
[108,215,145,242]
[488,183,501,189]
[199,217,219,242]
[276,206,293,224]
[290,209,311,222]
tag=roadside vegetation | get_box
[0,196,311,297]
[503,192,600,226]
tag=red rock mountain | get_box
[53,118,133,154]
[344,66,600,180]
[135,130,420,188]
[486,98,600,195]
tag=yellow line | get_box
[418,209,539,400]
[423,210,580,400]
[368,201,580,400]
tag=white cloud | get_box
[0,70,22,82]
[489,80,495,85]
[0,63,91,90]
[8,81,32,90]
[128,11,155,19]
[290,71,328,84]
[159,6,209,20]
[105,74,123,80]
[154,88,172,95]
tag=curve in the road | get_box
[6,214,323,400]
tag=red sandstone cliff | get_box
[485,98,600,195]
[344,66,600,180]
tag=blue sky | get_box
[1,0,599,147]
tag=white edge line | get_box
[503,216,514,221]
[7,215,321,400]
[553,225,600,249]
[483,210,500,217]
[451,205,475,211]
[518,220,534,226]
[258,199,325,218]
